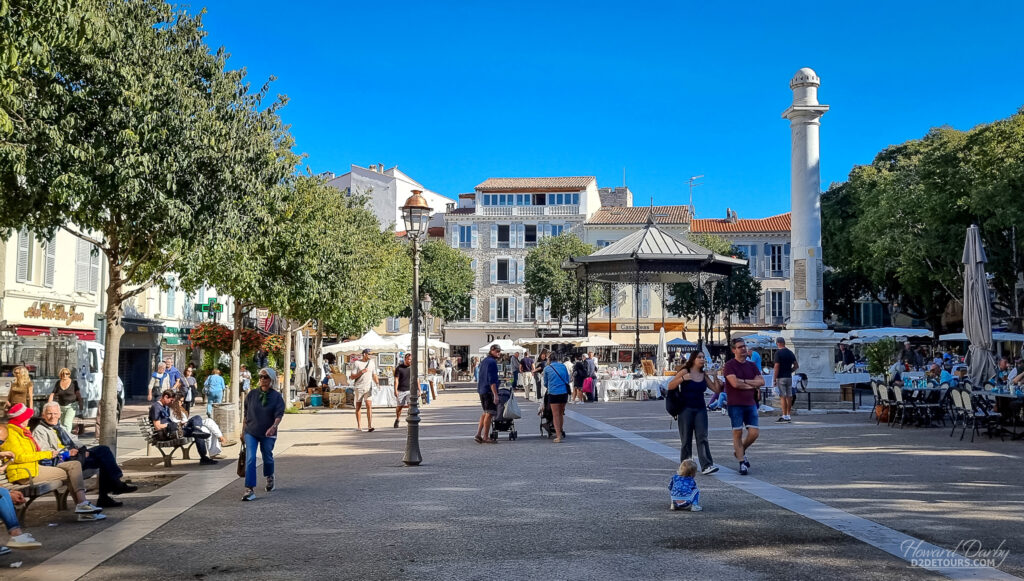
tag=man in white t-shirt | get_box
[349,349,378,432]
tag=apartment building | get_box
[443,176,602,362]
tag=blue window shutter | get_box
[490,259,497,284]
[489,297,497,323]
[783,244,791,278]
[517,258,525,284]
[490,224,498,248]
[471,224,479,248]
[470,297,477,321]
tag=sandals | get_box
[474,435,484,444]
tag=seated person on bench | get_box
[33,402,137,508]
[168,395,234,458]
[149,390,218,466]
[0,405,105,521]
[0,487,43,553]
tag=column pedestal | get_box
[784,329,840,391]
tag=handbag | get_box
[236,439,246,478]
[503,392,522,420]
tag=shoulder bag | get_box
[503,392,522,420]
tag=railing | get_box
[478,205,580,217]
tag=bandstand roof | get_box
[563,217,746,284]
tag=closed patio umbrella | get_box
[962,225,998,384]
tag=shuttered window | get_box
[75,238,91,291]
[43,240,56,288]
[16,228,32,282]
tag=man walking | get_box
[509,351,520,392]
[203,369,225,418]
[723,338,763,475]
[519,351,535,400]
[773,337,798,423]
[349,349,378,432]
[393,353,412,428]
[474,344,501,444]
[164,356,183,394]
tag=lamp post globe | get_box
[402,190,433,466]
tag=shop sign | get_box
[23,302,86,326]
[618,323,654,331]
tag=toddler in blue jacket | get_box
[668,459,702,511]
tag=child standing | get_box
[668,459,702,511]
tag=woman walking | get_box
[6,366,33,409]
[242,367,285,501]
[534,349,550,401]
[178,366,198,413]
[668,352,720,475]
[48,368,83,434]
[542,353,571,443]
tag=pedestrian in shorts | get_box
[773,337,798,423]
[723,338,764,475]
[349,348,377,432]
[393,353,412,428]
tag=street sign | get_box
[255,308,269,319]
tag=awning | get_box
[14,325,96,341]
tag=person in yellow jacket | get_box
[0,404,105,521]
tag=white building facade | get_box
[443,177,601,361]
[325,164,455,232]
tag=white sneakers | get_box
[75,501,102,514]
[7,533,42,549]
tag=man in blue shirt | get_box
[474,344,501,444]
[164,356,183,394]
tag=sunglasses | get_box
[259,374,270,379]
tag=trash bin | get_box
[212,402,238,441]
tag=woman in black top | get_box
[534,349,549,400]
[572,354,588,404]
[667,352,721,475]
[49,368,83,434]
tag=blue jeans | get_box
[244,432,276,489]
[0,487,21,532]
[207,390,223,417]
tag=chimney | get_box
[369,164,377,172]
[378,163,385,173]
[726,207,731,219]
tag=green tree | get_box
[411,239,474,323]
[524,233,606,333]
[13,1,256,450]
[666,234,760,344]
[0,0,106,225]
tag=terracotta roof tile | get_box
[586,205,692,225]
[690,212,791,234]
[448,207,475,215]
[476,176,595,192]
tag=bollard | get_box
[212,402,239,441]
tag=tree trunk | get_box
[99,255,125,452]
[282,321,293,405]
[229,297,244,404]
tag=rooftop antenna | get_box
[688,175,704,216]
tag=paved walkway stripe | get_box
[16,443,292,581]
[566,409,1021,581]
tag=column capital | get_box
[781,104,829,121]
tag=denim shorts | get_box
[727,404,759,430]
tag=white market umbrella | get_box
[848,327,933,340]
[323,329,401,355]
[477,339,526,355]
[577,336,619,348]
[656,327,668,373]
[962,225,998,384]
[939,331,1024,343]
[393,333,450,353]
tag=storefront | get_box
[4,298,100,341]
[118,304,165,399]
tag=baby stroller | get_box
[490,389,519,441]
[539,393,556,438]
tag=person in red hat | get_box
[0,403,105,521]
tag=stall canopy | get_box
[667,338,697,348]
[939,332,1024,343]
[577,336,619,348]
[848,327,934,340]
[393,333,450,353]
[323,329,401,355]
[477,339,526,355]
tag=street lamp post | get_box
[422,294,432,402]
[401,190,432,466]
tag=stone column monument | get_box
[781,68,839,393]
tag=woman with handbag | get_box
[541,353,571,443]
[667,352,720,475]
[242,367,285,502]
[148,362,171,401]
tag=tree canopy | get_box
[524,233,606,331]
[411,239,474,323]
[822,109,1024,333]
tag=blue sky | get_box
[201,1,1023,219]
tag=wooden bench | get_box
[1,464,98,522]
[137,418,195,467]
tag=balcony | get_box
[479,205,580,217]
